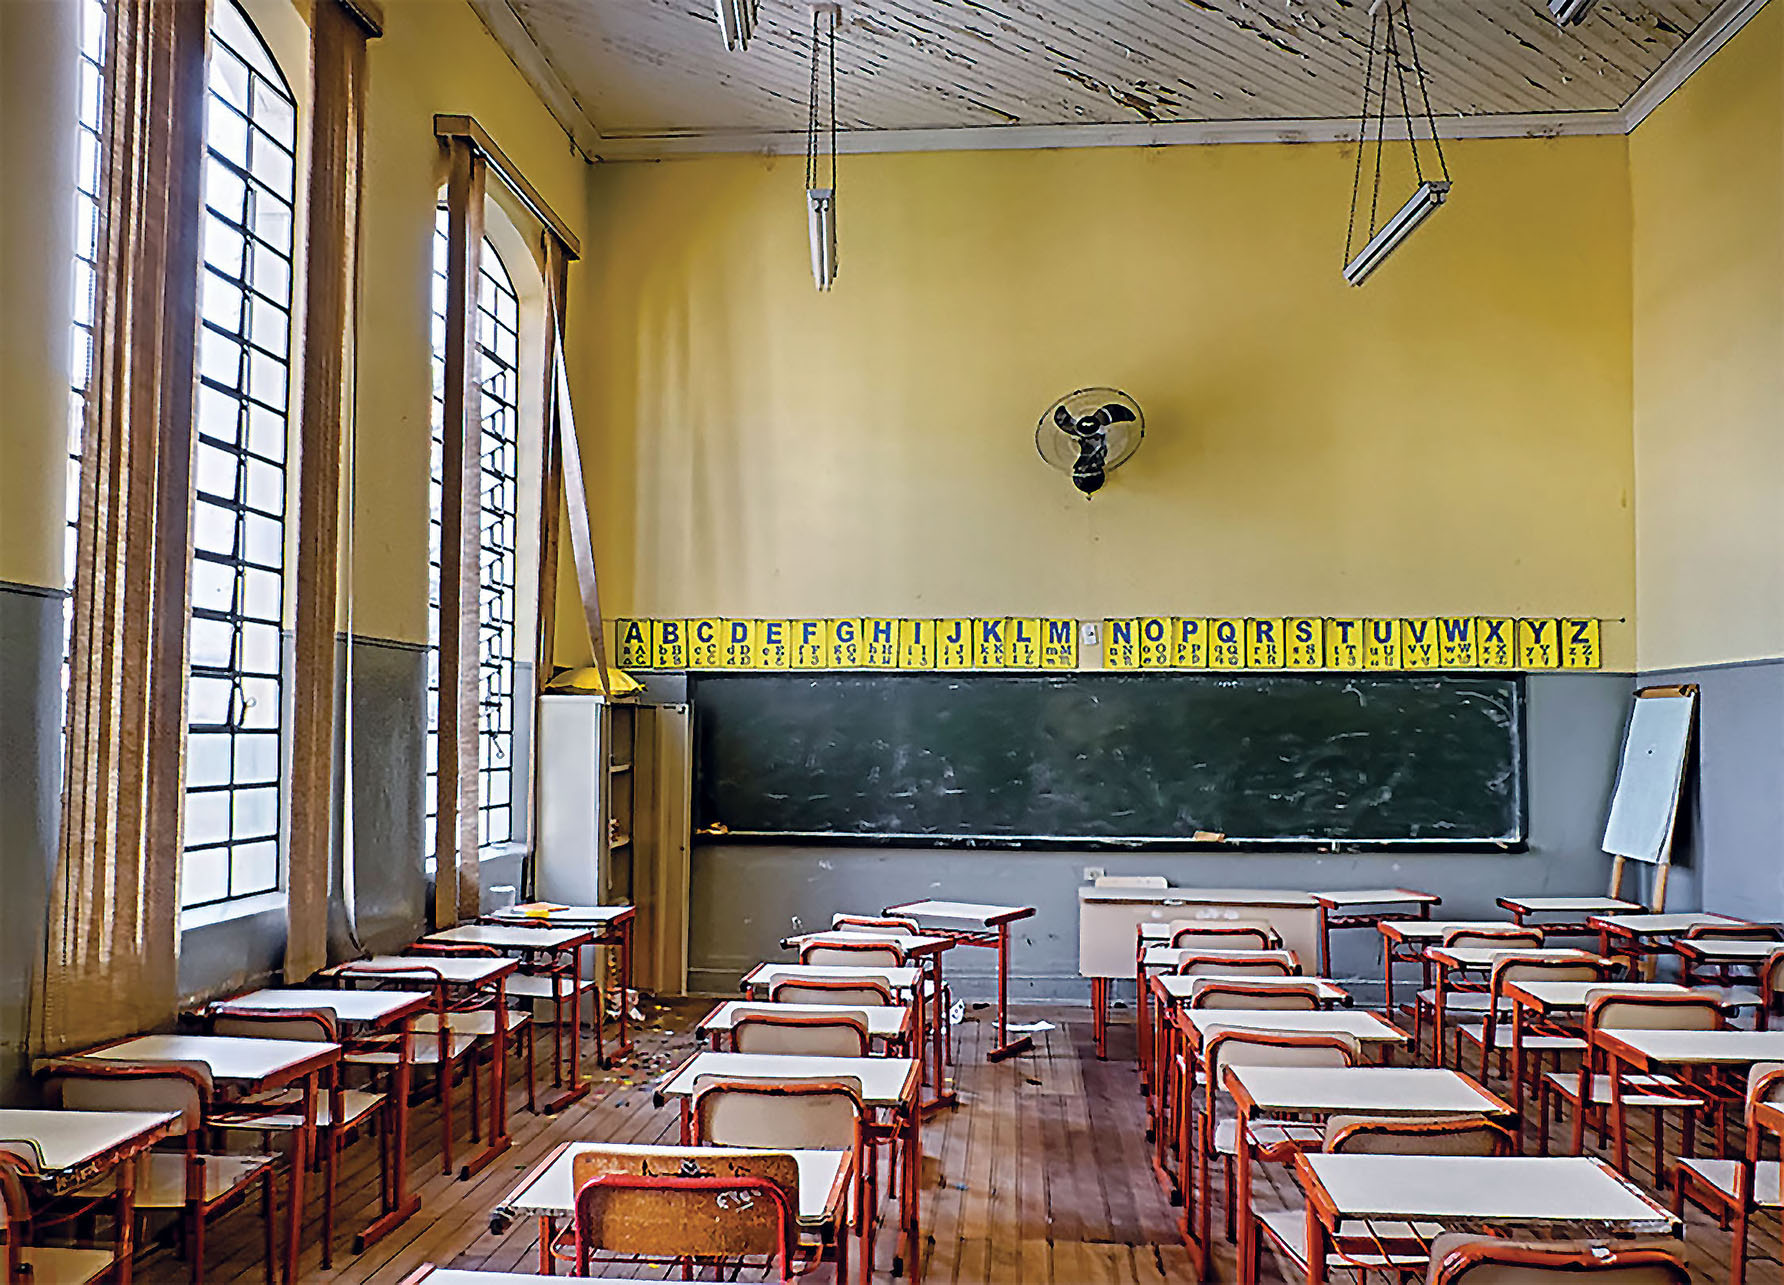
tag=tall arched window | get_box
[426,210,522,861]
[65,0,107,689]
[182,0,298,909]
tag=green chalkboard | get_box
[692,672,1524,847]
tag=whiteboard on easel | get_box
[1602,690,1696,864]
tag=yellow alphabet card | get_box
[861,618,898,667]
[1436,617,1476,668]
[827,618,862,668]
[1560,618,1601,670]
[1475,617,1515,668]
[897,619,935,669]
[754,619,790,669]
[1040,618,1077,669]
[650,619,687,669]
[1325,618,1364,669]
[1137,616,1172,668]
[1285,618,1323,668]
[720,619,755,668]
[1246,618,1284,668]
[936,619,973,669]
[1104,619,1140,669]
[974,618,1010,668]
[688,619,723,668]
[614,619,651,669]
[1172,618,1207,669]
[789,620,827,668]
[1208,618,1244,669]
[1400,618,1439,669]
[1008,618,1042,668]
[1517,618,1559,669]
[1363,618,1400,669]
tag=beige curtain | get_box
[432,138,487,928]
[40,0,209,1054]
[285,0,382,980]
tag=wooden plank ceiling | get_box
[495,0,1723,144]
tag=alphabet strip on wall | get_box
[610,616,1602,672]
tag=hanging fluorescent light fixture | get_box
[1549,0,1594,25]
[715,0,759,51]
[805,4,840,291]
[1342,0,1453,286]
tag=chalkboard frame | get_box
[690,672,1529,853]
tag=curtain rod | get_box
[434,113,581,260]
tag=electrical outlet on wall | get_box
[1083,866,1105,883]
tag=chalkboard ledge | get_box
[694,831,1530,855]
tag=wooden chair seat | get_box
[74,1151,275,1208]
[1452,1023,1584,1054]
[1417,990,1494,1013]
[347,1031,480,1067]
[1541,1070,1704,1109]
[14,1246,119,1284]
[414,1010,532,1039]
[223,1087,385,1132]
[1257,1207,1444,1274]
[1676,1158,1782,1207]
[1212,1118,1324,1157]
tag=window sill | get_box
[179,890,287,933]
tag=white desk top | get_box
[1505,981,1692,1013]
[883,899,1033,926]
[1590,912,1746,936]
[1674,938,1783,962]
[217,988,432,1027]
[498,1142,847,1226]
[743,963,921,993]
[1379,920,1521,942]
[1227,1067,1508,1117]
[324,954,517,985]
[697,1002,913,1039]
[1312,889,1441,908]
[0,1109,177,1175]
[782,931,954,955]
[423,923,591,951]
[1428,946,1600,970]
[658,1052,919,1108]
[1299,1154,1675,1229]
[486,903,633,928]
[1599,1028,1784,1067]
[80,1034,338,1085]
[1184,1010,1408,1044]
[1080,887,1318,908]
[1156,975,1348,1004]
[1499,896,1643,914]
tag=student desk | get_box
[1079,887,1322,1059]
[210,986,432,1249]
[482,902,638,1063]
[489,1140,851,1276]
[1498,895,1643,936]
[1588,911,1749,974]
[1290,1153,1676,1285]
[655,1051,923,1281]
[1375,920,1527,1014]
[72,1034,340,1285]
[323,953,519,1178]
[1499,980,1692,1121]
[696,1001,916,1049]
[0,1107,177,1285]
[1420,946,1602,1068]
[1310,889,1440,977]
[1225,1067,1513,1285]
[1591,1028,1784,1177]
[882,899,1036,1063]
[1673,938,1783,965]
[424,922,598,1103]
[783,930,955,1098]
[1137,946,1310,1096]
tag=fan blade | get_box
[1096,402,1137,427]
[1053,404,1074,431]
[1075,435,1107,470]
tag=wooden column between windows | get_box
[287,0,381,981]
[435,138,486,928]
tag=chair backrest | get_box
[1168,922,1281,951]
[1425,1234,1689,1285]
[1190,980,1322,1011]
[1324,1114,1512,1156]
[799,939,906,968]
[1174,951,1300,979]
[769,977,895,1007]
[1442,927,1544,950]
[692,1075,864,1151]
[406,942,500,957]
[571,1147,798,1281]
[207,1004,338,1044]
[1097,875,1169,888]
[1683,923,1781,943]
[1203,1030,1358,1116]
[40,1059,213,1136]
[1488,956,1603,1019]
[729,1007,870,1057]
[1746,1062,1784,1127]
[830,914,918,936]
[1585,990,1724,1034]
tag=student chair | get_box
[1167,922,1282,952]
[729,1006,872,1057]
[1673,1061,1784,1285]
[1424,1235,1691,1285]
[43,1060,279,1285]
[205,1004,388,1268]
[1188,1027,1360,1267]
[1540,990,1723,1184]
[830,913,920,935]
[569,1147,805,1283]
[1147,952,1303,1132]
[1679,924,1781,1012]
[1172,951,1301,978]
[799,939,907,969]
[1189,979,1323,1011]
[1761,948,1784,1031]
[691,1077,867,1285]
[1450,956,1603,1103]
[0,1150,117,1285]
[404,943,538,1115]
[1414,927,1546,1058]
[769,976,897,1008]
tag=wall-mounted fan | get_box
[1035,388,1144,496]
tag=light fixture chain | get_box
[1344,0,1380,267]
[1398,0,1450,183]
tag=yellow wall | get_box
[1631,5,1784,672]
[575,136,1638,668]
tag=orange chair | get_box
[1674,1061,1784,1285]
[1426,1235,1690,1284]
[0,1150,117,1285]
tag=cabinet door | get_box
[633,704,692,995]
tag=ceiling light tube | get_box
[1342,179,1449,286]
[715,0,759,51]
[807,188,837,290]
[1548,0,1594,25]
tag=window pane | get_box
[180,0,296,910]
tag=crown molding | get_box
[1619,0,1770,132]
[464,0,603,159]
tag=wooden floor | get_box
[145,1000,1776,1282]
